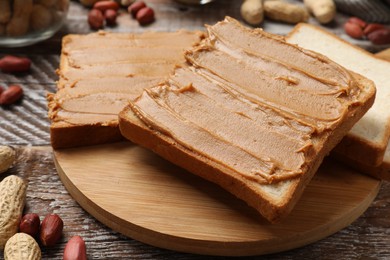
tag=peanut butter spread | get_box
[129,17,364,184]
[48,30,204,147]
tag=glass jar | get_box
[0,0,69,47]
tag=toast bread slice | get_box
[48,30,204,149]
[119,17,376,222]
[286,23,390,174]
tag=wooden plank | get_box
[53,142,380,256]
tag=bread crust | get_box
[286,22,390,171]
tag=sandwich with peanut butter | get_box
[118,17,376,222]
[47,30,204,149]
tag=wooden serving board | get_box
[54,142,381,256]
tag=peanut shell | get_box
[0,175,27,249]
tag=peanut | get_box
[363,23,385,37]
[347,17,367,29]
[0,146,16,174]
[6,0,33,37]
[105,9,117,26]
[0,175,27,249]
[0,85,24,105]
[240,0,264,25]
[30,4,53,31]
[304,0,335,24]
[121,0,135,7]
[93,0,120,12]
[0,0,11,24]
[63,236,87,260]
[19,213,41,238]
[128,1,146,17]
[88,9,104,30]
[4,233,41,260]
[40,213,64,246]
[344,21,364,39]
[264,0,309,24]
[368,28,390,45]
[136,7,155,25]
[0,55,31,73]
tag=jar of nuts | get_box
[0,0,69,47]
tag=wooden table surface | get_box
[1,0,390,259]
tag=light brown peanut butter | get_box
[130,18,364,184]
[48,30,204,128]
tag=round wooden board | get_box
[54,142,381,256]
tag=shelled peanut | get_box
[87,0,155,30]
[40,213,64,246]
[88,0,120,29]
[344,17,390,45]
[0,175,27,249]
[0,0,69,37]
[63,236,88,260]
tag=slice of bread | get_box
[48,30,204,149]
[286,23,390,172]
[118,17,376,222]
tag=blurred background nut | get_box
[0,0,69,47]
[19,213,41,238]
[136,6,155,25]
[0,85,24,105]
[0,146,16,174]
[6,0,33,37]
[0,0,12,24]
[264,0,309,24]
[30,4,53,31]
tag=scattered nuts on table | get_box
[0,175,28,249]
[88,8,105,29]
[136,6,155,25]
[0,0,68,38]
[363,23,385,36]
[128,1,146,17]
[0,55,31,73]
[368,29,390,45]
[19,213,41,238]
[63,236,88,260]
[0,85,24,106]
[0,146,16,174]
[264,0,309,24]
[344,16,390,45]
[93,0,120,12]
[105,9,118,26]
[344,21,364,39]
[240,0,264,25]
[40,213,64,247]
[4,233,41,260]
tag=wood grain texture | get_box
[0,146,390,259]
[1,0,390,259]
[53,142,380,256]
